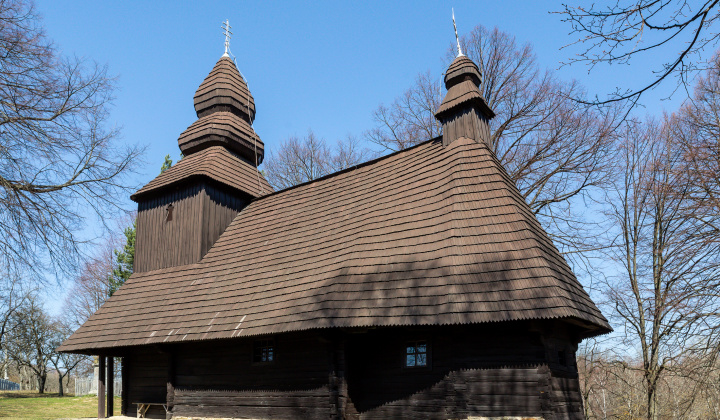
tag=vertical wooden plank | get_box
[328,335,348,420]
[166,351,175,420]
[107,357,114,416]
[98,356,106,419]
[121,356,128,416]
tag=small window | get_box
[253,339,274,363]
[165,203,174,221]
[405,341,428,367]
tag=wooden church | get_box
[59,25,611,420]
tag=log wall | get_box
[124,347,169,418]
[344,324,550,420]
[135,182,249,272]
[171,334,333,419]
[121,323,584,420]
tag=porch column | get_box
[329,335,348,420]
[98,356,106,419]
[121,357,128,415]
[166,351,175,420]
[107,357,114,416]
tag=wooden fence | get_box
[74,377,121,396]
[0,378,19,391]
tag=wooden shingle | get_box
[59,136,610,353]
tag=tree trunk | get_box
[37,374,46,394]
[58,373,64,396]
[647,379,657,420]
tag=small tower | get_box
[131,31,271,273]
[435,14,495,147]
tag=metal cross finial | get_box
[221,19,232,57]
[452,9,464,57]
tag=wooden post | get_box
[107,357,114,416]
[98,356,106,419]
[328,335,348,420]
[121,357,128,415]
[166,351,175,420]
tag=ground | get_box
[0,391,121,420]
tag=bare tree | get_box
[559,1,720,105]
[63,235,119,330]
[5,296,57,393]
[365,71,442,152]
[48,320,85,396]
[0,0,143,277]
[676,52,720,220]
[601,116,720,420]
[0,273,31,352]
[263,131,374,190]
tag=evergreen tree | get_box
[108,221,135,297]
[161,154,173,173]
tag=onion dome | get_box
[179,56,264,165]
[444,55,481,88]
[194,56,256,121]
[435,55,494,120]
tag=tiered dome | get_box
[444,55,481,88]
[194,56,256,121]
[435,55,494,120]
[178,56,264,165]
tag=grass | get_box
[0,391,121,420]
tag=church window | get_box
[405,341,428,367]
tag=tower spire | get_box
[452,9,464,57]
[221,19,232,57]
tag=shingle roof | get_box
[436,80,491,117]
[177,111,265,164]
[194,56,255,122]
[444,55,481,87]
[131,146,271,201]
[60,136,610,353]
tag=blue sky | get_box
[35,1,695,313]
[35,1,688,186]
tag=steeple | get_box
[130,25,271,273]
[435,12,495,147]
[177,39,264,165]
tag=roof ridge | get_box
[251,137,442,203]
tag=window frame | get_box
[403,340,431,369]
[252,338,276,365]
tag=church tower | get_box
[434,13,495,147]
[131,31,271,272]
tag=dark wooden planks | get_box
[345,324,547,419]
[135,182,249,273]
[106,357,114,416]
[98,356,105,419]
[170,333,333,420]
[121,357,128,415]
[118,325,580,419]
[441,107,492,147]
[125,347,168,419]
